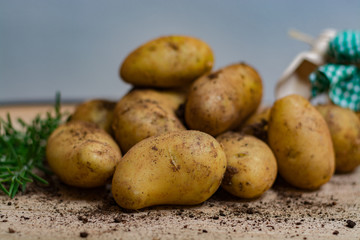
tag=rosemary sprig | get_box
[0,92,64,198]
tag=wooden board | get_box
[0,105,359,240]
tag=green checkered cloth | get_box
[309,30,360,112]
[328,30,360,64]
[309,64,360,111]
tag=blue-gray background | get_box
[1,0,359,104]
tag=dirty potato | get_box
[240,106,271,142]
[112,89,186,153]
[112,130,227,210]
[118,88,187,112]
[70,99,116,134]
[316,105,360,173]
[120,35,214,87]
[185,63,263,136]
[268,94,335,190]
[216,132,277,198]
[46,121,121,188]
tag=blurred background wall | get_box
[1,0,359,104]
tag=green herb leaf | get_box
[0,92,65,198]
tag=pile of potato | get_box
[46,35,360,210]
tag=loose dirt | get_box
[0,168,359,240]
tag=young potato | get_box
[112,130,227,210]
[120,35,214,88]
[216,132,277,198]
[112,89,186,153]
[268,94,335,190]
[316,105,360,173]
[240,106,271,142]
[70,99,116,134]
[185,63,263,136]
[243,107,271,127]
[118,88,187,112]
[46,121,121,188]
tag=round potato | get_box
[120,35,214,87]
[185,63,262,136]
[46,121,122,188]
[112,130,227,210]
[112,89,186,153]
[240,106,271,142]
[268,94,335,190]
[316,105,360,173]
[216,132,277,198]
[70,99,116,134]
[118,88,187,112]
[242,107,271,127]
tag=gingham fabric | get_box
[309,64,360,111]
[309,30,360,112]
[328,30,360,64]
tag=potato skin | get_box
[268,95,335,190]
[70,99,116,134]
[46,121,121,188]
[112,89,186,153]
[216,132,277,198]
[185,63,262,136]
[112,130,227,210]
[316,105,360,173]
[120,35,214,87]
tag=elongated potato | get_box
[216,132,277,198]
[185,63,262,136]
[268,95,335,190]
[112,130,227,210]
[70,99,116,134]
[120,35,214,87]
[112,89,186,153]
[46,121,121,188]
[316,105,360,172]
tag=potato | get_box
[216,132,277,198]
[70,99,116,134]
[118,88,187,112]
[185,63,263,136]
[112,130,227,209]
[112,89,186,153]
[316,105,360,173]
[120,35,214,87]
[242,107,271,127]
[268,94,335,190]
[240,106,271,142]
[46,121,121,188]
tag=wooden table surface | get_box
[0,105,359,240]
[0,104,76,128]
